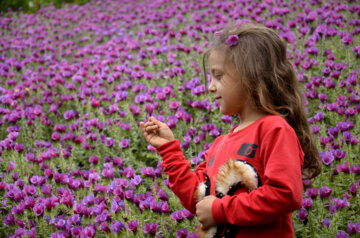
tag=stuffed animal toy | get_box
[195,159,260,238]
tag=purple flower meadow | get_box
[0,0,359,237]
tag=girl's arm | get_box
[140,117,207,213]
[211,125,304,225]
[157,140,207,213]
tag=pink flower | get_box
[8,161,16,172]
[33,203,45,216]
[225,35,239,47]
[89,156,99,164]
[119,139,130,149]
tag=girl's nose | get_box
[208,79,216,92]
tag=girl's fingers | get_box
[140,121,158,134]
[139,122,148,136]
[145,125,159,132]
[149,116,164,127]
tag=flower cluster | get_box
[0,0,359,237]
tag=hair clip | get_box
[226,35,239,47]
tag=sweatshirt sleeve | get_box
[157,140,207,214]
[212,125,304,225]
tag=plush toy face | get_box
[195,159,260,238]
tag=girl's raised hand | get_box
[139,116,175,148]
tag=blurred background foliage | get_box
[0,0,90,14]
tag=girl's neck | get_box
[234,111,268,132]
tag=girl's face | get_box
[208,49,249,116]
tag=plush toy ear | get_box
[194,181,207,202]
[195,176,217,238]
[215,159,260,196]
[194,174,211,201]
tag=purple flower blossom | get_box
[126,220,139,233]
[302,198,313,210]
[226,35,239,47]
[297,208,308,223]
[8,161,16,172]
[81,225,95,238]
[170,210,185,222]
[110,221,125,233]
[33,203,45,216]
[143,222,159,235]
[320,186,333,199]
[89,156,99,164]
[176,228,190,238]
[321,218,330,228]
[320,151,334,165]
[305,187,319,199]
[348,222,360,235]
[335,232,349,238]
[130,175,142,187]
[119,139,130,148]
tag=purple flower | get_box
[349,184,357,196]
[14,228,27,237]
[176,228,190,238]
[321,218,330,228]
[334,149,346,159]
[338,162,350,173]
[130,175,142,187]
[24,185,37,196]
[41,184,52,196]
[332,197,350,210]
[335,232,349,238]
[111,200,120,213]
[141,167,155,178]
[123,167,135,178]
[24,196,35,209]
[119,139,130,149]
[33,203,45,216]
[63,110,78,120]
[143,222,159,235]
[305,188,319,199]
[110,221,125,233]
[302,198,313,210]
[126,220,139,233]
[320,186,333,199]
[297,208,308,223]
[157,188,169,201]
[98,222,110,233]
[89,156,99,164]
[171,210,185,222]
[81,225,95,238]
[311,125,321,134]
[51,132,60,141]
[8,161,16,172]
[348,222,360,235]
[71,227,82,237]
[320,151,334,165]
[225,35,239,47]
[105,138,115,147]
[51,232,66,238]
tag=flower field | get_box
[0,0,359,237]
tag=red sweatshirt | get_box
[157,115,304,237]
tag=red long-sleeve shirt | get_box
[157,115,304,237]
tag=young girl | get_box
[140,23,322,237]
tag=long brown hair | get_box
[203,23,322,180]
